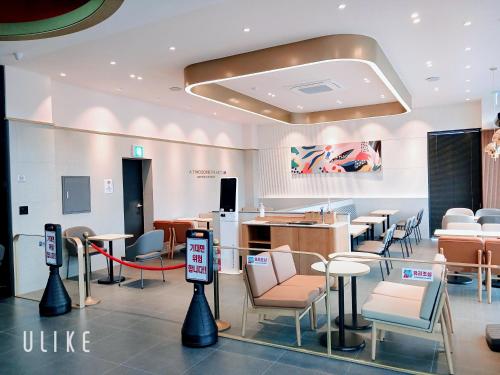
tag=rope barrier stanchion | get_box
[213,241,230,332]
[89,242,186,271]
[83,232,101,306]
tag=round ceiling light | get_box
[0,0,124,41]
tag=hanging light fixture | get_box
[485,67,500,160]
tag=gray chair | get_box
[477,215,500,225]
[356,224,396,280]
[441,214,474,229]
[476,208,500,218]
[445,208,474,216]
[119,230,165,289]
[64,226,108,279]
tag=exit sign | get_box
[131,145,144,158]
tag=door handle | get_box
[137,203,143,208]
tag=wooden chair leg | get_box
[487,251,492,304]
[371,323,377,360]
[477,250,482,303]
[444,294,454,334]
[241,294,248,337]
[441,313,454,374]
[312,302,318,330]
[295,310,301,347]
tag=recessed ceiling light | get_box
[380,94,385,99]
[129,74,135,78]
[213,112,217,115]
[338,4,347,10]
[229,98,240,104]
[411,12,419,19]
[243,27,251,32]
[412,18,421,24]
[465,79,471,83]
[116,88,122,92]
[426,60,433,68]
[137,76,143,80]
[267,92,276,97]
[169,46,176,51]
[336,99,343,104]
[465,65,471,69]
[110,61,116,65]
[363,78,370,83]
[464,20,472,27]
[434,87,439,92]
[59,72,66,77]
[465,98,471,101]
[465,89,471,93]
[297,105,304,110]
[464,47,471,52]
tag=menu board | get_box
[45,230,57,266]
[186,237,209,282]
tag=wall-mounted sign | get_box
[247,255,269,267]
[291,141,382,174]
[131,144,144,158]
[189,169,227,179]
[104,179,114,194]
[402,268,433,282]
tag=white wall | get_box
[255,101,482,237]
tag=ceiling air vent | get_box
[289,79,342,95]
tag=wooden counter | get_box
[240,220,350,276]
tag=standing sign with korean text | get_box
[44,223,63,267]
[185,229,214,284]
[402,268,433,282]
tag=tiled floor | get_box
[2,237,499,375]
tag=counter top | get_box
[242,220,348,229]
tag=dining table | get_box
[352,216,386,240]
[370,209,399,231]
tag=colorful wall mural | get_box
[291,141,382,174]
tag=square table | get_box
[352,216,386,240]
[349,224,370,250]
[87,234,133,284]
[370,209,399,231]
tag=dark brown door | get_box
[122,159,144,246]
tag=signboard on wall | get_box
[131,144,144,158]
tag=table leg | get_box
[98,241,125,284]
[335,276,371,330]
[382,217,386,233]
[320,276,365,351]
[370,224,375,240]
[386,215,391,228]
[350,235,354,251]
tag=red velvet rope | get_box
[89,242,186,271]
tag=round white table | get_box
[311,260,370,351]
[329,253,381,330]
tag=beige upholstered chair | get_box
[362,254,454,374]
[446,222,481,231]
[482,223,500,232]
[242,247,326,346]
[476,208,500,218]
[445,208,474,216]
[438,236,484,302]
[441,215,474,229]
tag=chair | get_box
[446,222,481,231]
[64,226,108,279]
[356,224,396,280]
[482,223,500,232]
[170,221,195,258]
[362,254,454,374]
[476,208,500,218]
[118,230,165,289]
[438,236,483,301]
[242,249,326,347]
[153,220,173,252]
[485,239,500,304]
[389,217,413,258]
[446,208,474,216]
[441,214,474,229]
[414,209,424,242]
[477,215,500,225]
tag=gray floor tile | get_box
[218,338,286,361]
[263,362,331,375]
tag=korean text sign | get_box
[186,237,210,282]
[402,268,433,282]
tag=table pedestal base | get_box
[447,275,472,285]
[98,276,125,285]
[319,331,366,351]
[335,313,372,330]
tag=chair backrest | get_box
[482,223,500,232]
[63,226,101,255]
[125,230,164,260]
[476,208,500,218]
[485,239,500,275]
[384,224,396,248]
[446,222,481,231]
[403,217,413,237]
[477,215,500,225]
[171,221,195,243]
[416,209,424,225]
[270,245,297,283]
[244,252,278,298]
[153,221,173,242]
[446,208,474,216]
[442,214,474,228]
[419,253,446,321]
[438,236,483,273]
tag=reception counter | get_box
[240,219,350,277]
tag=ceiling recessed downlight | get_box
[59,72,66,77]
[110,61,116,65]
[425,60,433,68]
[465,89,471,93]
[129,74,135,78]
[336,99,343,105]
[464,21,472,26]
[338,4,347,10]
[297,105,304,110]
[411,12,419,19]
[465,47,471,52]
[243,27,251,33]
[137,76,143,80]
[363,78,371,83]
[169,46,176,51]
[465,79,471,83]
[465,65,471,69]
[465,98,471,101]
[412,18,421,24]
[434,87,439,92]
[380,94,385,99]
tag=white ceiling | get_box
[219,60,396,113]
[1,0,499,126]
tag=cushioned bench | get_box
[242,245,327,346]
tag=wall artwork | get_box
[291,141,382,174]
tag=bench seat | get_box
[254,285,320,308]
[372,281,425,301]
[280,275,326,293]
